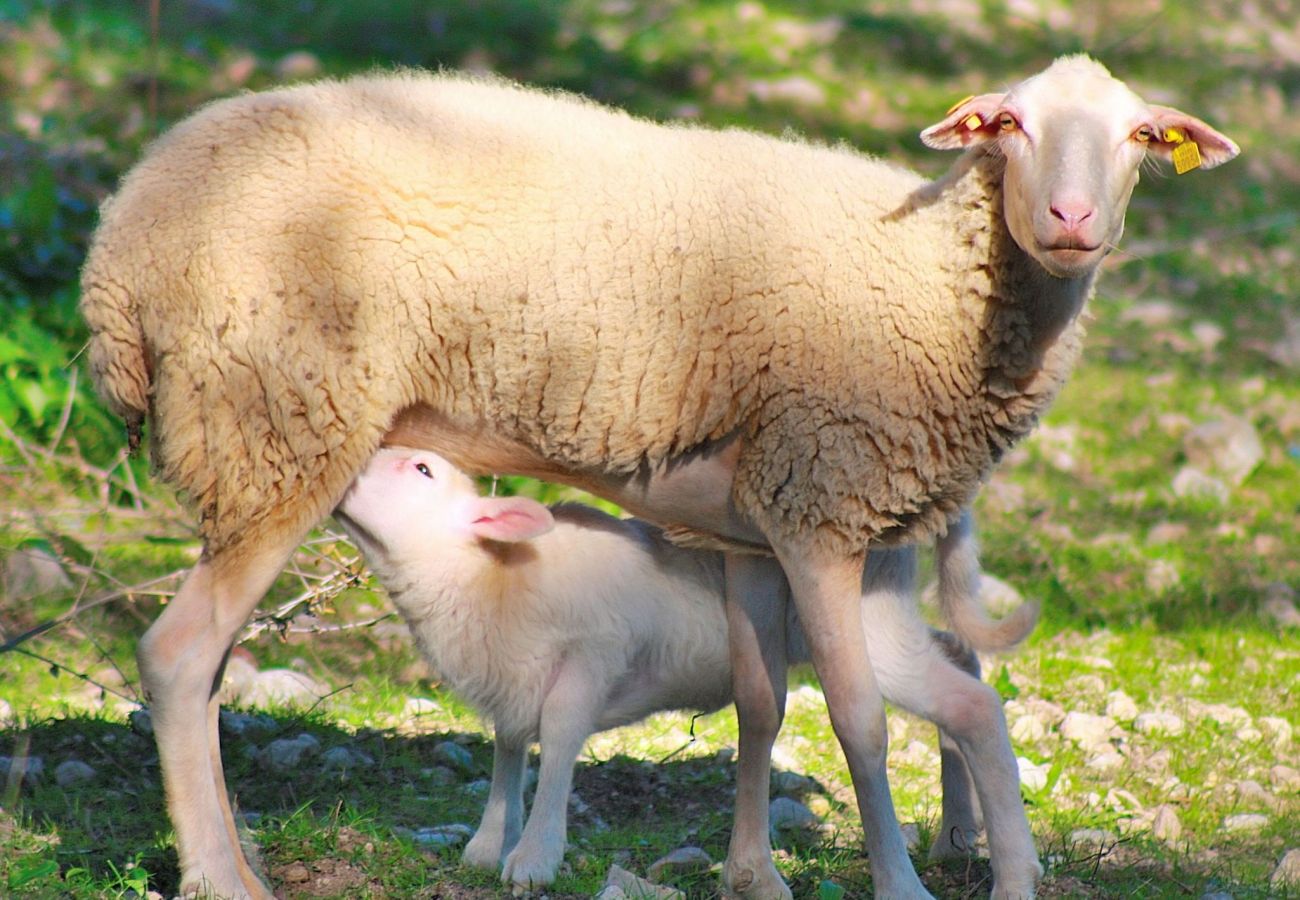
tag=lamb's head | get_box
[921,55,1239,279]
[335,448,555,560]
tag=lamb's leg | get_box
[501,661,601,890]
[774,540,933,900]
[137,538,299,900]
[463,735,528,871]
[927,629,985,860]
[721,553,791,900]
[863,599,1039,898]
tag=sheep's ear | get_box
[920,93,1005,150]
[467,496,555,543]
[1145,105,1240,171]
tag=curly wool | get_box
[81,71,1086,556]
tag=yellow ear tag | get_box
[1172,140,1202,174]
[962,114,983,131]
[947,95,975,115]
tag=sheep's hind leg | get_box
[722,553,792,900]
[462,735,528,871]
[137,538,300,900]
[775,542,934,900]
[866,619,1039,898]
[927,630,984,861]
[501,661,602,890]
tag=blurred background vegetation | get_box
[0,0,1297,896]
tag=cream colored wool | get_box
[81,71,1082,556]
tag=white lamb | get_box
[335,447,1030,889]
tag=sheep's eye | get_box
[415,462,433,479]
[1133,125,1153,143]
[998,113,1018,132]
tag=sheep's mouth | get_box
[1038,243,1106,278]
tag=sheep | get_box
[79,55,1238,899]
[334,447,1034,889]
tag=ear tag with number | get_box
[962,114,983,131]
[1163,127,1203,175]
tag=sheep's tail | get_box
[79,264,150,454]
[935,509,1038,653]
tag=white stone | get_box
[1,546,72,601]
[1269,764,1300,792]
[0,699,13,727]
[1017,757,1049,793]
[263,733,321,770]
[238,668,325,709]
[1086,751,1125,773]
[1272,849,1300,889]
[1105,691,1139,722]
[1183,415,1263,486]
[1151,805,1182,844]
[1223,813,1269,832]
[1171,467,1228,504]
[1144,558,1183,594]
[604,863,685,900]
[1010,713,1047,744]
[1259,716,1293,747]
[403,697,442,716]
[432,741,475,774]
[54,759,96,787]
[769,797,820,833]
[1134,712,1185,736]
[1069,828,1116,847]
[1059,712,1115,747]
[646,847,712,884]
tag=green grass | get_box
[2,0,1298,896]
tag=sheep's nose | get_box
[1049,200,1095,231]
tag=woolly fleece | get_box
[81,71,1084,556]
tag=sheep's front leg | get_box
[773,541,934,900]
[722,553,792,900]
[462,735,528,871]
[138,539,300,900]
[501,661,602,890]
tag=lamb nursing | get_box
[335,447,1034,889]
[80,54,1237,899]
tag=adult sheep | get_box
[80,55,1238,899]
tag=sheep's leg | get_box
[463,735,528,871]
[501,661,601,890]
[927,630,984,860]
[774,541,933,900]
[722,553,791,900]
[137,539,298,900]
[861,600,1039,898]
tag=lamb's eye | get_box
[998,113,1018,132]
[415,462,433,479]
[1133,125,1153,143]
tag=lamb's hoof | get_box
[722,859,793,900]
[179,874,273,900]
[462,832,505,871]
[990,859,1043,900]
[501,845,561,893]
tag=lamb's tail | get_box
[79,263,150,453]
[935,509,1038,653]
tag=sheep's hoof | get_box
[721,860,793,900]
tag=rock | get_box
[403,697,442,717]
[1234,779,1278,811]
[1134,712,1185,736]
[1144,558,1183,594]
[54,760,96,787]
[1259,716,1293,748]
[900,822,921,851]
[1262,582,1300,629]
[0,699,13,727]
[1069,828,1116,847]
[769,797,821,835]
[1104,691,1139,723]
[275,50,321,81]
[604,863,685,899]
[1017,757,1049,793]
[1269,764,1300,792]
[1121,300,1183,327]
[1151,805,1182,844]
[238,668,325,709]
[1222,813,1268,833]
[770,770,816,798]
[321,746,375,772]
[1183,415,1263,486]
[218,652,260,704]
[431,741,475,775]
[262,733,321,770]
[281,862,311,883]
[1085,751,1125,773]
[1145,522,1190,545]
[1272,849,1300,888]
[411,824,473,849]
[1009,713,1047,744]
[646,846,712,883]
[1196,703,1252,730]
[1190,321,1225,354]
[2,546,72,601]
[1059,712,1115,747]
[0,754,44,782]
[1171,467,1228,504]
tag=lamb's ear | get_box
[1145,105,1240,171]
[920,92,1005,150]
[466,497,555,543]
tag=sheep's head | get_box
[921,55,1239,280]
[336,448,554,559]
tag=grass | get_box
[2,0,1298,897]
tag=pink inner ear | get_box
[467,497,555,543]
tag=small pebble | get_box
[1151,805,1182,844]
[1105,691,1139,722]
[1059,712,1115,747]
[1134,712,1185,736]
[1272,849,1300,888]
[1223,813,1268,833]
[432,740,475,774]
[646,846,712,884]
[54,759,96,787]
